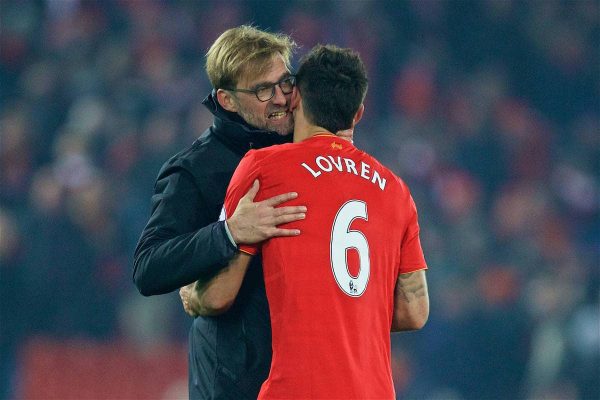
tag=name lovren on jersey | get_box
[300,155,387,191]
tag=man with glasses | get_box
[183,45,429,399]
[134,26,321,399]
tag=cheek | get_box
[258,102,271,117]
[241,100,267,118]
[237,102,269,129]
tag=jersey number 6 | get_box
[330,200,370,297]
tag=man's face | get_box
[231,54,294,136]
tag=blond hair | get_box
[206,25,296,89]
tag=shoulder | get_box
[358,148,412,196]
[250,141,297,156]
[245,142,298,164]
[157,130,238,180]
[180,132,232,168]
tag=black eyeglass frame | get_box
[224,75,296,102]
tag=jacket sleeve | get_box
[133,166,237,296]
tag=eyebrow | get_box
[249,73,291,90]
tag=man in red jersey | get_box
[186,45,429,399]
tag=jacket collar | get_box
[202,90,290,154]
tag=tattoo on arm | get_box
[396,272,426,303]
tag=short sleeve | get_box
[223,151,261,255]
[399,195,427,274]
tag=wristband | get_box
[223,220,237,247]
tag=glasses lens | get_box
[256,86,273,101]
[279,77,294,94]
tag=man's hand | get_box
[179,283,199,317]
[227,180,306,244]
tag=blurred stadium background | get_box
[1,0,598,399]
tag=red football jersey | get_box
[223,133,427,399]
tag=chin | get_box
[268,127,292,136]
[267,117,293,136]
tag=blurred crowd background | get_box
[1,0,598,399]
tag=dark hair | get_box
[295,45,368,133]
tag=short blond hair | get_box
[206,25,296,89]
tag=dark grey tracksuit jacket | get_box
[133,91,289,399]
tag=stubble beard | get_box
[237,106,293,136]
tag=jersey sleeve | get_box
[223,150,261,255]
[399,195,428,274]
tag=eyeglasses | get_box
[225,75,296,102]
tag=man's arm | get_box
[391,270,429,332]
[176,133,349,308]
[181,252,253,317]
[133,167,303,296]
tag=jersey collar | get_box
[310,132,337,139]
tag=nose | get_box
[271,84,287,106]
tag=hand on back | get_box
[227,179,306,244]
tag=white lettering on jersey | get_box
[360,162,371,180]
[301,162,321,177]
[371,170,386,191]
[300,155,387,191]
[316,156,333,172]
[328,156,343,172]
[344,158,357,175]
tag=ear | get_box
[351,104,365,127]
[216,89,238,113]
[290,86,301,111]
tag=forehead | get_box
[238,53,289,88]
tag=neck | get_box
[293,127,332,143]
[292,113,332,143]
